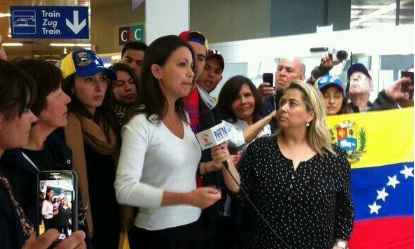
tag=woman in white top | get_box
[41,187,57,231]
[115,35,239,249]
[218,75,276,154]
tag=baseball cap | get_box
[207,49,224,71]
[315,74,345,95]
[178,31,208,51]
[347,63,371,81]
[60,49,116,80]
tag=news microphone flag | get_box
[326,108,414,249]
[196,122,229,150]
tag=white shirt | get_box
[41,200,54,219]
[223,119,271,153]
[115,114,202,230]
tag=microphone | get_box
[197,111,231,170]
[196,120,230,151]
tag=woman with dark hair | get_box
[60,49,120,249]
[41,187,56,231]
[109,63,140,135]
[114,35,238,248]
[218,75,276,153]
[0,60,86,249]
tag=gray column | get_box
[145,0,190,44]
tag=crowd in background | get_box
[0,29,413,249]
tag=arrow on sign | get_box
[66,10,86,34]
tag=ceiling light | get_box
[50,43,76,47]
[50,43,91,47]
[112,55,121,60]
[0,13,11,18]
[76,43,92,47]
[3,43,23,47]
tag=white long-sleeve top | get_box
[114,114,202,230]
[41,200,54,219]
[223,119,272,153]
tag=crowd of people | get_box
[0,28,412,249]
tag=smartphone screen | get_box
[38,170,78,242]
[262,73,274,87]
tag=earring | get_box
[306,122,310,127]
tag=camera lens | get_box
[336,50,348,61]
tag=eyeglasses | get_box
[350,74,367,83]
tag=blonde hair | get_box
[276,80,335,156]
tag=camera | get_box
[331,49,348,62]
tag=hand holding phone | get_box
[262,73,274,87]
[23,229,86,249]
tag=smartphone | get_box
[38,170,78,243]
[401,71,414,93]
[262,73,274,87]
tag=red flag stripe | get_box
[348,216,414,249]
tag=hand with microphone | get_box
[211,141,231,169]
[196,118,241,193]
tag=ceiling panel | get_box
[1,0,413,61]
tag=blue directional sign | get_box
[10,6,89,39]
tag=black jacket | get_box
[198,98,230,212]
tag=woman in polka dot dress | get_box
[235,80,354,249]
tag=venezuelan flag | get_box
[326,108,414,249]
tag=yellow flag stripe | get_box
[326,108,414,169]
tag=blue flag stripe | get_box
[351,162,414,220]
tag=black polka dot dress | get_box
[236,136,354,249]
